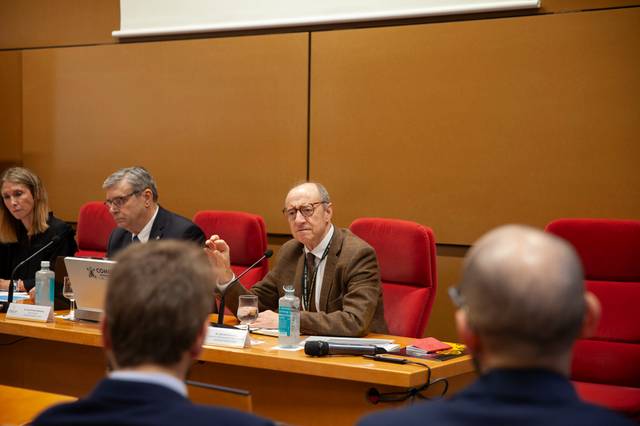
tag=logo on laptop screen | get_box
[85,266,111,280]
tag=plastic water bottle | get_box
[35,261,55,307]
[278,286,300,348]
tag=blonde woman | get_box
[0,167,77,292]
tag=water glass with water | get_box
[237,294,259,329]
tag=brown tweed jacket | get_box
[223,227,388,336]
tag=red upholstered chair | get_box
[349,218,437,338]
[75,201,117,258]
[546,218,640,420]
[193,211,269,288]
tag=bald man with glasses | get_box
[358,225,634,426]
[103,167,205,258]
[206,182,387,337]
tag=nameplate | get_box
[6,303,53,322]
[205,326,250,348]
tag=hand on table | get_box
[252,310,279,329]
[0,279,26,292]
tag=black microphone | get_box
[304,340,386,357]
[1,235,61,313]
[212,249,273,328]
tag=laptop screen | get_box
[63,257,116,319]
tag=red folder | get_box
[409,337,452,353]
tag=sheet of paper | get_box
[301,336,400,352]
[302,336,395,346]
[250,328,279,337]
[0,291,29,302]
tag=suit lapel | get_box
[317,228,343,313]
[148,206,167,241]
[121,231,133,250]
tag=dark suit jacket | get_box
[32,378,273,426]
[224,227,387,336]
[358,369,635,426]
[107,206,205,258]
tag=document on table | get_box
[301,336,401,352]
[246,331,401,353]
[0,291,29,302]
[250,328,279,337]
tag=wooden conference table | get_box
[0,313,475,425]
[0,384,76,425]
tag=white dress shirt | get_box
[109,370,187,397]
[133,206,159,243]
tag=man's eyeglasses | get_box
[282,201,327,221]
[104,191,140,209]
[448,286,465,308]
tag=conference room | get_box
[1,0,638,424]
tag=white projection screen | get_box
[113,0,540,38]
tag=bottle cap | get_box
[41,261,50,268]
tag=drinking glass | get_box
[63,277,76,320]
[237,294,259,329]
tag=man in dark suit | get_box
[206,182,387,337]
[358,225,634,426]
[102,167,204,258]
[33,241,273,426]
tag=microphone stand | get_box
[212,283,240,329]
[211,249,273,328]
[1,236,60,313]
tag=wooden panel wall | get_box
[540,0,639,12]
[0,0,118,49]
[4,1,640,341]
[311,8,640,245]
[21,34,308,233]
[0,51,22,170]
[2,0,635,51]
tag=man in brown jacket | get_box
[206,182,387,337]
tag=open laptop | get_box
[64,257,116,322]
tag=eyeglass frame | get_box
[282,201,328,221]
[448,286,465,309]
[104,190,141,209]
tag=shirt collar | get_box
[305,224,334,259]
[109,370,187,397]
[134,206,159,243]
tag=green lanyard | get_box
[301,243,331,311]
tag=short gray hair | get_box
[103,167,158,201]
[313,182,330,203]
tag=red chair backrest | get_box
[546,218,640,282]
[193,210,268,288]
[350,217,437,337]
[75,201,117,258]
[546,218,640,387]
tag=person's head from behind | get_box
[102,166,159,234]
[103,240,215,377]
[0,167,49,242]
[282,182,333,251]
[453,225,600,375]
